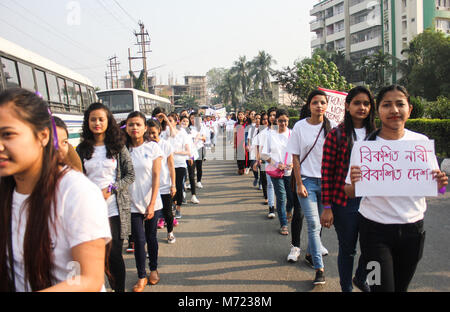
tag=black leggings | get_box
[186,160,196,195]
[260,170,268,199]
[160,194,174,233]
[175,167,186,207]
[291,190,304,248]
[107,216,126,292]
[195,159,203,182]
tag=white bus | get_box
[96,88,173,123]
[0,36,97,146]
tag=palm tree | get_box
[231,56,251,101]
[250,51,277,100]
[217,70,241,112]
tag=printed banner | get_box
[349,140,439,196]
[318,87,347,124]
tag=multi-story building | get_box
[310,0,449,81]
[184,76,208,107]
[310,0,383,63]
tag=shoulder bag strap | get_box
[299,123,324,166]
[283,130,291,165]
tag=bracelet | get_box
[439,186,446,195]
[107,183,117,193]
[323,205,331,209]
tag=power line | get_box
[96,0,135,34]
[6,0,106,61]
[112,0,139,25]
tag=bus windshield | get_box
[97,91,134,113]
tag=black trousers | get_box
[260,170,267,199]
[358,214,426,292]
[175,167,186,207]
[290,190,304,248]
[186,160,196,195]
[107,216,126,292]
[195,159,203,182]
[160,194,174,233]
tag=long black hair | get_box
[0,88,66,291]
[304,89,332,136]
[343,86,376,153]
[77,103,125,160]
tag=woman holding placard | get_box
[320,86,376,292]
[345,85,448,292]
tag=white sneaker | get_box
[321,245,329,256]
[287,246,301,263]
[185,183,191,190]
[191,195,200,204]
[244,168,250,175]
[168,232,176,244]
[196,182,203,189]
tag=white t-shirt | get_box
[345,129,435,224]
[354,127,367,142]
[183,127,199,160]
[170,129,190,168]
[262,129,293,176]
[287,118,337,178]
[83,145,119,217]
[10,170,111,292]
[128,142,164,214]
[226,120,236,131]
[247,125,260,160]
[158,139,174,195]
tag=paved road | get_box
[117,134,450,292]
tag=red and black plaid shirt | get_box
[321,123,350,208]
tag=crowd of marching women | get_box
[0,85,447,293]
[233,85,448,291]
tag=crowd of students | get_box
[0,85,447,292]
[232,86,448,291]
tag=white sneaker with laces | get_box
[196,182,203,189]
[287,246,301,263]
[191,195,200,204]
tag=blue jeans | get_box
[298,177,324,270]
[266,173,275,207]
[332,197,367,292]
[271,175,293,227]
[131,210,162,278]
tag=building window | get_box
[335,20,344,32]
[335,2,344,15]
[336,38,345,50]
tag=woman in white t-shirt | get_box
[261,109,293,236]
[226,115,236,144]
[0,88,111,292]
[287,89,337,286]
[147,119,178,243]
[168,113,191,219]
[190,112,207,188]
[125,112,164,292]
[180,115,200,204]
[345,85,448,292]
[77,103,135,292]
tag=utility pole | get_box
[106,56,120,89]
[133,21,151,92]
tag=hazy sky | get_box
[0,0,319,89]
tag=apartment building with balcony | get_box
[310,0,383,63]
[310,0,449,82]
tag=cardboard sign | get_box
[349,140,439,196]
[318,87,347,124]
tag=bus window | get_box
[138,96,145,113]
[97,93,110,107]
[81,85,89,110]
[88,88,95,104]
[67,81,78,110]
[57,77,68,105]
[1,57,20,88]
[34,69,49,100]
[74,83,82,111]
[47,73,61,104]
[17,62,35,91]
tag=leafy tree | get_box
[272,54,352,103]
[175,94,199,110]
[357,50,392,93]
[424,96,450,119]
[400,29,450,101]
[216,70,241,112]
[231,56,251,100]
[129,70,147,91]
